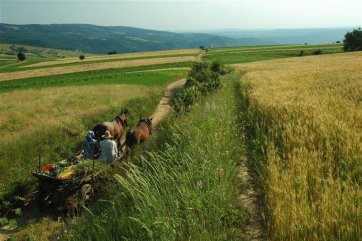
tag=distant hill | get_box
[0,24,354,54]
[0,23,260,54]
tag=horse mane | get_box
[137,118,152,128]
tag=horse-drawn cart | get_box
[32,158,99,213]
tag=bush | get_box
[108,50,117,55]
[79,55,85,61]
[210,60,227,75]
[172,61,227,113]
[172,87,199,113]
[299,50,304,56]
[17,52,26,61]
[312,49,322,55]
[189,62,209,77]
[343,28,362,51]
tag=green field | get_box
[203,44,343,64]
[0,62,192,92]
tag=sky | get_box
[0,0,361,31]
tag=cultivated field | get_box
[204,44,343,64]
[24,49,200,68]
[236,51,362,240]
[1,43,360,241]
[0,56,196,81]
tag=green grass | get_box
[63,73,248,241]
[0,62,192,93]
[204,44,343,64]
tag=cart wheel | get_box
[79,184,94,206]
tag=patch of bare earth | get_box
[0,56,196,81]
[151,78,186,127]
[238,160,265,240]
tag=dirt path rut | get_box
[238,158,265,240]
[151,78,186,127]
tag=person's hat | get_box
[102,130,113,139]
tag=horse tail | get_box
[92,124,107,141]
[125,129,137,149]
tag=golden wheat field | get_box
[236,52,362,240]
[24,49,200,68]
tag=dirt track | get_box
[0,56,196,81]
[151,78,186,127]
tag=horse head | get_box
[116,109,129,126]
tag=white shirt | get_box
[99,139,118,164]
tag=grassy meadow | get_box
[204,44,343,64]
[235,51,362,240]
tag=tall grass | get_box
[64,73,248,241]
[0,85,162,201]
[236,52,362,240]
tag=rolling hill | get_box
[0,23,252,54]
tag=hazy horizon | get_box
[1,0,361,31]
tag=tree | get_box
[17,52,26,61]
[108,50,117,55]
[343,28,362,51]
[79,54,85,61]
[199,46,205,50]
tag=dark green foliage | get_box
[172,87,199,113]
[312,49,322,55]
[79,54,85,61]
[172,61,227,113]
[108,50,117,55]
[343,28,362,51]
[210,60,227,75]
[17,52,26,61]
[299,50,304,56]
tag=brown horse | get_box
[124,118,152,149]
[92,110,129,144]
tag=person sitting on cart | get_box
[98,131,118,164]
[83,131,99,159]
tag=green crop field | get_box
[203,43,343,64]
